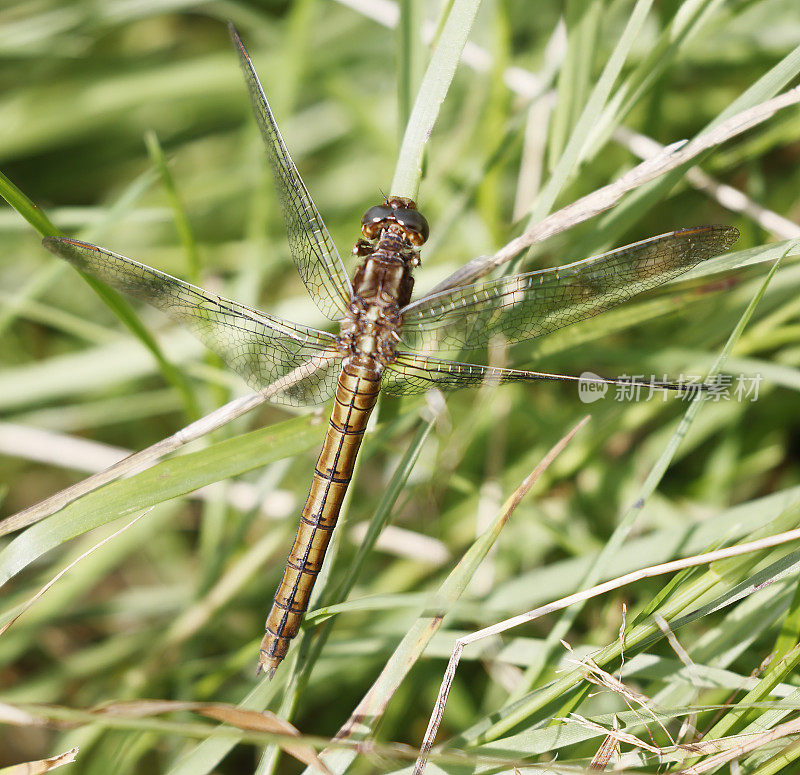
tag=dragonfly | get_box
[43,25,739,677]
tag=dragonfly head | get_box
[361,197,429,247]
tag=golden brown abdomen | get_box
[258,358,381,676]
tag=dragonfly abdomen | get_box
[258,360,381,676]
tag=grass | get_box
[1,1,800,773]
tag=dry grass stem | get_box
[413,526,800,773]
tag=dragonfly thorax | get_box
[341,202,424,368]
[341,253,412,366]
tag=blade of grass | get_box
[0,413,324,589]
[415,528,800,771]
[530,0,654,224]
[391,0,483,198]
[432,84,800,291]
[0,164,159,336]
[143,130,201,282]
[585,0,734,160]
[0,509,152,637]
[0,170,59,236]
[0,747,78,774]
[396,0,426,136]
[547,0,602,165]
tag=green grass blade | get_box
[144,130,201,282]
[391,0,483,198]
[0,169,59,237]
[1,168,201,418]
[0,415,324,589]
[531,0,654,223]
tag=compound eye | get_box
[394,207,430,246]
[361,205,394,238]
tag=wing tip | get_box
[42,236,99,252]
[678,224,740,248]
[721,224,741,249]
[227,21,250,63]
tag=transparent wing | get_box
[383,353,694,395]
[44,237,343,407]
[400,226,739,353]
[382,353,579,395]
[229,24,353,320]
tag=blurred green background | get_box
[1,1,800,773]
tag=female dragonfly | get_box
[44,26,739,676]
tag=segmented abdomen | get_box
[258,359,381,676]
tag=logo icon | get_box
[578,372,608,403]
